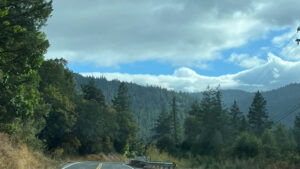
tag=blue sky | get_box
[44,0,300,92]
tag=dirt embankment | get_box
[0,133,59,169]
[0,133,128,169]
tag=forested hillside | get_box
[75,74,300,141]
[74,74,196,141]
[2,1,300,168]
[193,84,300,126]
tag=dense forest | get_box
[75,74,300,141]
[1,1,300,168]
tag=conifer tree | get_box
[81,80,105,106]
[229,100,244,137]
[248,91,271,136]
[294,113,300,149]
[112,82,138,154]
[152,107,171,141]
[170,96,181,145]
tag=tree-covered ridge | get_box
[2,1,300,168]
[75,74,300,141]
[74,74,196,141]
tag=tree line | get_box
[151,87,300,164]
[2,1,300,166]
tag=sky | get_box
[44,0,300,92]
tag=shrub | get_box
[233,132,262,159]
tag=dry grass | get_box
[69,152,129,163]
[145,146,191,168]
[0,133,60,169]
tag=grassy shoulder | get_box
[145,145,300,169]
[0,133,61,169]
[0,133,130,169]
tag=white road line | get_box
[122,164,134,169]
[62,162,82,169]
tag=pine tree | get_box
[170,96,181,145]
[112,82,138,154]
[294,113,300,149]
[38,59,77,150]
[229,100,244,136]
[112,82,130,113]
[248,91,271,136]
[152,107,171,141]
[81,80,105,106]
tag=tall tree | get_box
[0,0,52,135]
[152,107,171,141]
[81,80,105,106]
[247,91,271,136]
[229,100,244,138]
[294,113,300,150]
[38,59,77,150]
[170,96,181,145]
[184,87,226,156]
[112,82,138,154]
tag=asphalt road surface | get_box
[61,162,134,169]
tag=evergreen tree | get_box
[170,96,182,145]
[81,80,105,106]
[113,82,130,113]
[152,107,171,141]
[112,82,138,154]
[294,113,300,150]
[183,100,201,149]
[38,59,77,150]
[184,87,226,156]
[229,100,244,138]
[247,91,271,136]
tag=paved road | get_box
[102,162,134,169]
[61,162,134,169]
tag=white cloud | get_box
[272,29,295,47]
[81,53,300,92]
[44,0,300,67]
[271,26,300,61]
[229,53,265,68]
[280,40,300,61]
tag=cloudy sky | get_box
[44,0,300,92]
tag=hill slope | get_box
[74,74,300,140]
[74,74,196,141]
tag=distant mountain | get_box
[74,73,300,141]
[80,54,300,93]
[192,83,300,127]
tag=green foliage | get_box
[152,107,171,141]
[273,124,296,154]
[112,82,139,154]
[229,100,245,138]
[81,80,105,106]
[183,87,227,156]
[294,113,300,150]
[248,91,271,136]
[0,0,52,149]
[74,74,196,141]
[38,59,77,150]
[261,130,277,158]
[233,132,262,159]
[169,96,182,145]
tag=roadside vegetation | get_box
[147,87,300,169]
[2,1,300,169]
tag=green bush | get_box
[233,132,262,159]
